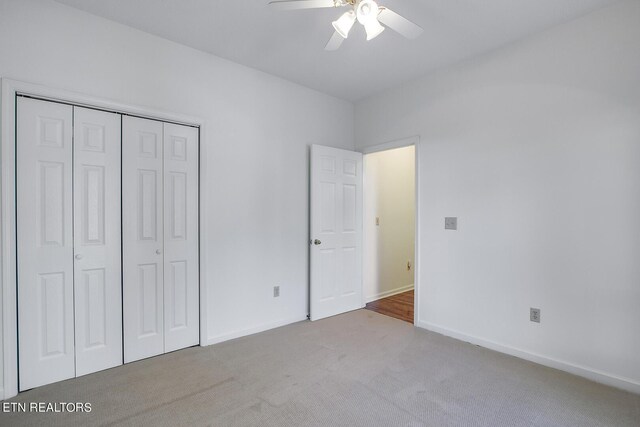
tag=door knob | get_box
[313,239,321,245]
[156,249,162,255]
[74,254,83,260]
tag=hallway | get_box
[365,290,414,323]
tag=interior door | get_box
[17,97,75,390]
[122,116,165,363]
[163,123,199,352]
[73,106,123,376]
[310,144,363,321]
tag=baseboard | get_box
[365,284,414,304]
[417,321,640,395]
[204,314,309,346]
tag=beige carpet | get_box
[2,310,639,426]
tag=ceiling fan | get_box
[269,0,423,51]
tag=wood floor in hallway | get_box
[365,290,414,323]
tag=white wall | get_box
[356,0,640,392]
[363,146,415,302]
[0,0,354,396]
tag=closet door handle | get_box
[74,254,83,260]
[156,249,162,255]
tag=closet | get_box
[122,116,200,363]
[16,97,199,391]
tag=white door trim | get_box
[359,136,419,154]
[0,77,210,400]
[357,135,420,325]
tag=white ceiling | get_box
[54,0,617,101]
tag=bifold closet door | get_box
[123,116,165,363]
[17,97,75,390]
[17,99,124,390]
[73,106,123,376]
[163,123,199,353]
[123,117,200,363]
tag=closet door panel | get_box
[73,107,123,376]
[17,97,75,390]
[123,116,165,363]
[163,123,199,352]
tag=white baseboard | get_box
[365,284,414,304]
[204,314,308,346]
[417,321,640,395]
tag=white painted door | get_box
[73,107,123,376]
[163,123,199,352]
[310,145,363,321]
[123,116,165,363]
[17,97,75,390]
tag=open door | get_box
[310,144,363,321]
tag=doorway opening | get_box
[363,145,416,323]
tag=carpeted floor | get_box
[2,309,639,426]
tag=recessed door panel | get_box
[138,169,159,241]
[169,172,187,240]
[169,261,188,329]
[319,249,336,301]
[18,97,75,390]
[138,263,160,336]
[320,182,336,233]
[39,272,67,357]
[73,106,122,377]
[39,161,66,246]
[81,165,105,245]
[163,123,199,352]
[341,247,357,296]
[82,268,107,348]
[343,184,356,232]
[123,116,165,363]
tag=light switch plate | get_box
[445,217,457,230]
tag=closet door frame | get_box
[0,78,208,400]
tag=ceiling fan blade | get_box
[377,7,423,39]
[325,31,345,51]
[269,0,340,11]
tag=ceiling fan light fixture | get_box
[270,0,424,50]
[364,18,385,40]
[355,0,384,40]
[332,10,356,39]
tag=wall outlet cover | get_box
[274,286,280,298]
[530,307,541,323]
[445,217,458,230]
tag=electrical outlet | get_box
[445,217,457,230]
[530,308,540,323]
[273,286,280,298]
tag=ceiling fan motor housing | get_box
[356,0,379,23]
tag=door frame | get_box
[359,136,420,325]
[0,77,210,400]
